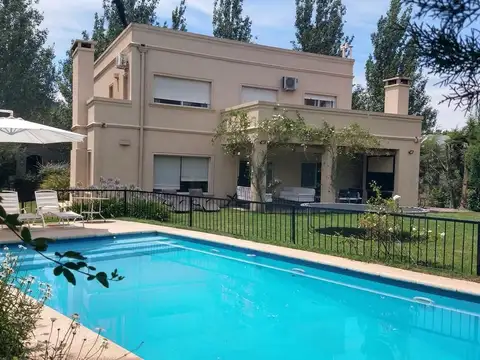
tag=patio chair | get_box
[0,191,40,228]
[35,190,84,227]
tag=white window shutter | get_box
[154,156,181,189]
[241,87,277,103]
[181,157,209,181]
[154,76,211,105]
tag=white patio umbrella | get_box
[0,110,85,144]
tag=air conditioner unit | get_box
[115,54,128,69]
[282,76,298,91]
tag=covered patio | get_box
[236,147,397,204]
[223,100,421,206]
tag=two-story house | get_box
[70,23,422,205]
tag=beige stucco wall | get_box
[71,24,422,205]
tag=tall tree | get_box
[212,0,252,42]
[293,0,352,56]
[92,0,160,58]
[0,0,58,176]
[170,0,187,31]
[404,0,480,112]
[357,0,437,133]
[0,0,56,119]
[57,0,168,132]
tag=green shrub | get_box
[71,197,171,222]
[467,188,480,212]
[0,246,51,358]
[38,162,70,190]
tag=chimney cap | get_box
[71,39,97,53]
[383,76,411,87]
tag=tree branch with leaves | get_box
[404,0,480,112]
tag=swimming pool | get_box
[18,232,480,359]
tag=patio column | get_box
[250,138,267,208]
[394,148,420,206]
[321,149,336,202]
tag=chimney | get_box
[70,39,95,187]
[383,76,411,115]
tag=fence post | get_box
[477,222,480,275]
[291,205,296,244]
[123,189,127,217]
[189,196,193,227]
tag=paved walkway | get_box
[2,220,480,359]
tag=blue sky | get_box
[38,0,465,129]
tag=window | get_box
[304,94,336,108]
[154,155,209,192]
[153,76,211,108]
[241,86,277,103]
[108,84,114,98]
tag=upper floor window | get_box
[154,76,211,109]
[304,94,336,108]
[241,86,278,103]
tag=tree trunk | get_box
[460,155,469,209]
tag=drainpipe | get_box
[137,45,147,188]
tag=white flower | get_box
[428,230,432,233]
[393,195,401,201]
[440,232,446,237]
[412,227,417,232]
[388,227,393,233]
[3,246,8,251]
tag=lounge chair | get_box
[189,188,220,212]
[35,190,84,227]
[171,198,191,213]
[0,191,40,228]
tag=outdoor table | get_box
[72,196,109,222]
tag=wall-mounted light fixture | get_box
[259,140,267,145]
[101,123,107,128]
[414,136,419,143]
[408,150,414,154]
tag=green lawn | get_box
[22,195,479,279]
[127,207,480,280]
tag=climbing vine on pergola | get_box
[213,109,380,201]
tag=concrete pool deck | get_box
[1,220,480,358]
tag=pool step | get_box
[19,240,182,271]
[19,237,175,261]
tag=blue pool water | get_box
[16,232,480,359]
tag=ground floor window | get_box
[154,155,209,192]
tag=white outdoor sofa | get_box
[236,186,272,202]
[278,187,316,203]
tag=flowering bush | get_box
[0,245,52,358]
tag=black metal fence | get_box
[19,189,480,277]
